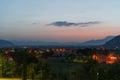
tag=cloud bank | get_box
[49,21,101,27]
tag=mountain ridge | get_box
[10,36,115,46]
[104,35,120,48]
[0,39,14,48]
[81,36,114,46]
[0,35,115,48]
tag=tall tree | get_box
[11,50,38,80]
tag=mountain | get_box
[11,40,63,46]
[104,35,120,48]
[10,36,114,47]
[0,39,14,48]
[80,36,114,46]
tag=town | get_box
[0,46,120,80]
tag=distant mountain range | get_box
[0,35,117,48]
[104,35,120,48]
[10,36,115,46]
[0,39,14,48]
[80,36,114,46]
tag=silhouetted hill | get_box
[80,36,114,46]
[10,36,114,47]
[0,39,14,48]
[104,35,120,48]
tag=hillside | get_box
[0,40,14,48]
[104,35,120,48]
[80,36,114,46]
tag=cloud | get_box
[49,21,102,27]
[32,22,37,25]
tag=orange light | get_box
[106,53,117,64]
[34,50,38,54]
[5,50,9,55]
[28,50,32,54]
[92,54,98,60]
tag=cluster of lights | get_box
[92,53,118,64]
[28,49,38,54]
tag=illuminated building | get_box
[106,53,117,64]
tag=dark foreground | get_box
[0,48,120,80]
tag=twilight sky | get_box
[0,0,120,42]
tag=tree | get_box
[0,52,18,78]
[11,50,38,80]
[72,58,98,80]
[98,63,120,80]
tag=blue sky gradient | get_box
[0,0,120,42]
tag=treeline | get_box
[0,49,120,80]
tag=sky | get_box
[0,0,120,42]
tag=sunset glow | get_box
[0,0,120,42]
